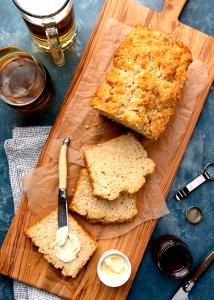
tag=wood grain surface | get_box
[0,0,214,299]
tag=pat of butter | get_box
[101,255,129,278]
[55,233,81,263]
[56,226,68,246]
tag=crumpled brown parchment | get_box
[23,19,209,240]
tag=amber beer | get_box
[24,8,76,51]
[0,47,52,111]
[12,0,76,65]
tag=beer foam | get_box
[16,0,68,16]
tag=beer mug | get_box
[12,0,76,66]
[0,46,52,111]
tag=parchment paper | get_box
[23,19,209,240]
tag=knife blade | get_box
[171,249,214,300]
[56,137,70,246]
[171,286,189,300]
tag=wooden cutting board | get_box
[0,0,214,299]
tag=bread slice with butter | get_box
[25,210,97,278]
[70,169,138,224]
[84,133,155,201]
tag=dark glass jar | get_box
[152,235,193,279]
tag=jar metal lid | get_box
[186,206,203,224]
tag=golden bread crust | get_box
[92,27,193,139]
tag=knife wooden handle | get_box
[59,137,70,189]
[189,249,214,283]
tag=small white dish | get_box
[97,249,132,287]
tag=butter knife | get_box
[171,249,214,300]
[56,137,70,246]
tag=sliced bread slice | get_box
[25,210,97,278]
[70,169,138,224]
[84,133,155,200]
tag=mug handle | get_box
[44,22,65,66]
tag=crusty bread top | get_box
[70,169,138,224]
[25,211,97,278]
[84,133,155,200]
[92,26,193,139]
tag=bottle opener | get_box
[175,162,214,201]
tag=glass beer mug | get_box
[12,0,76,66]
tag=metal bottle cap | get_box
[186,206,203,224]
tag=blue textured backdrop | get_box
[0,0,213,299]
